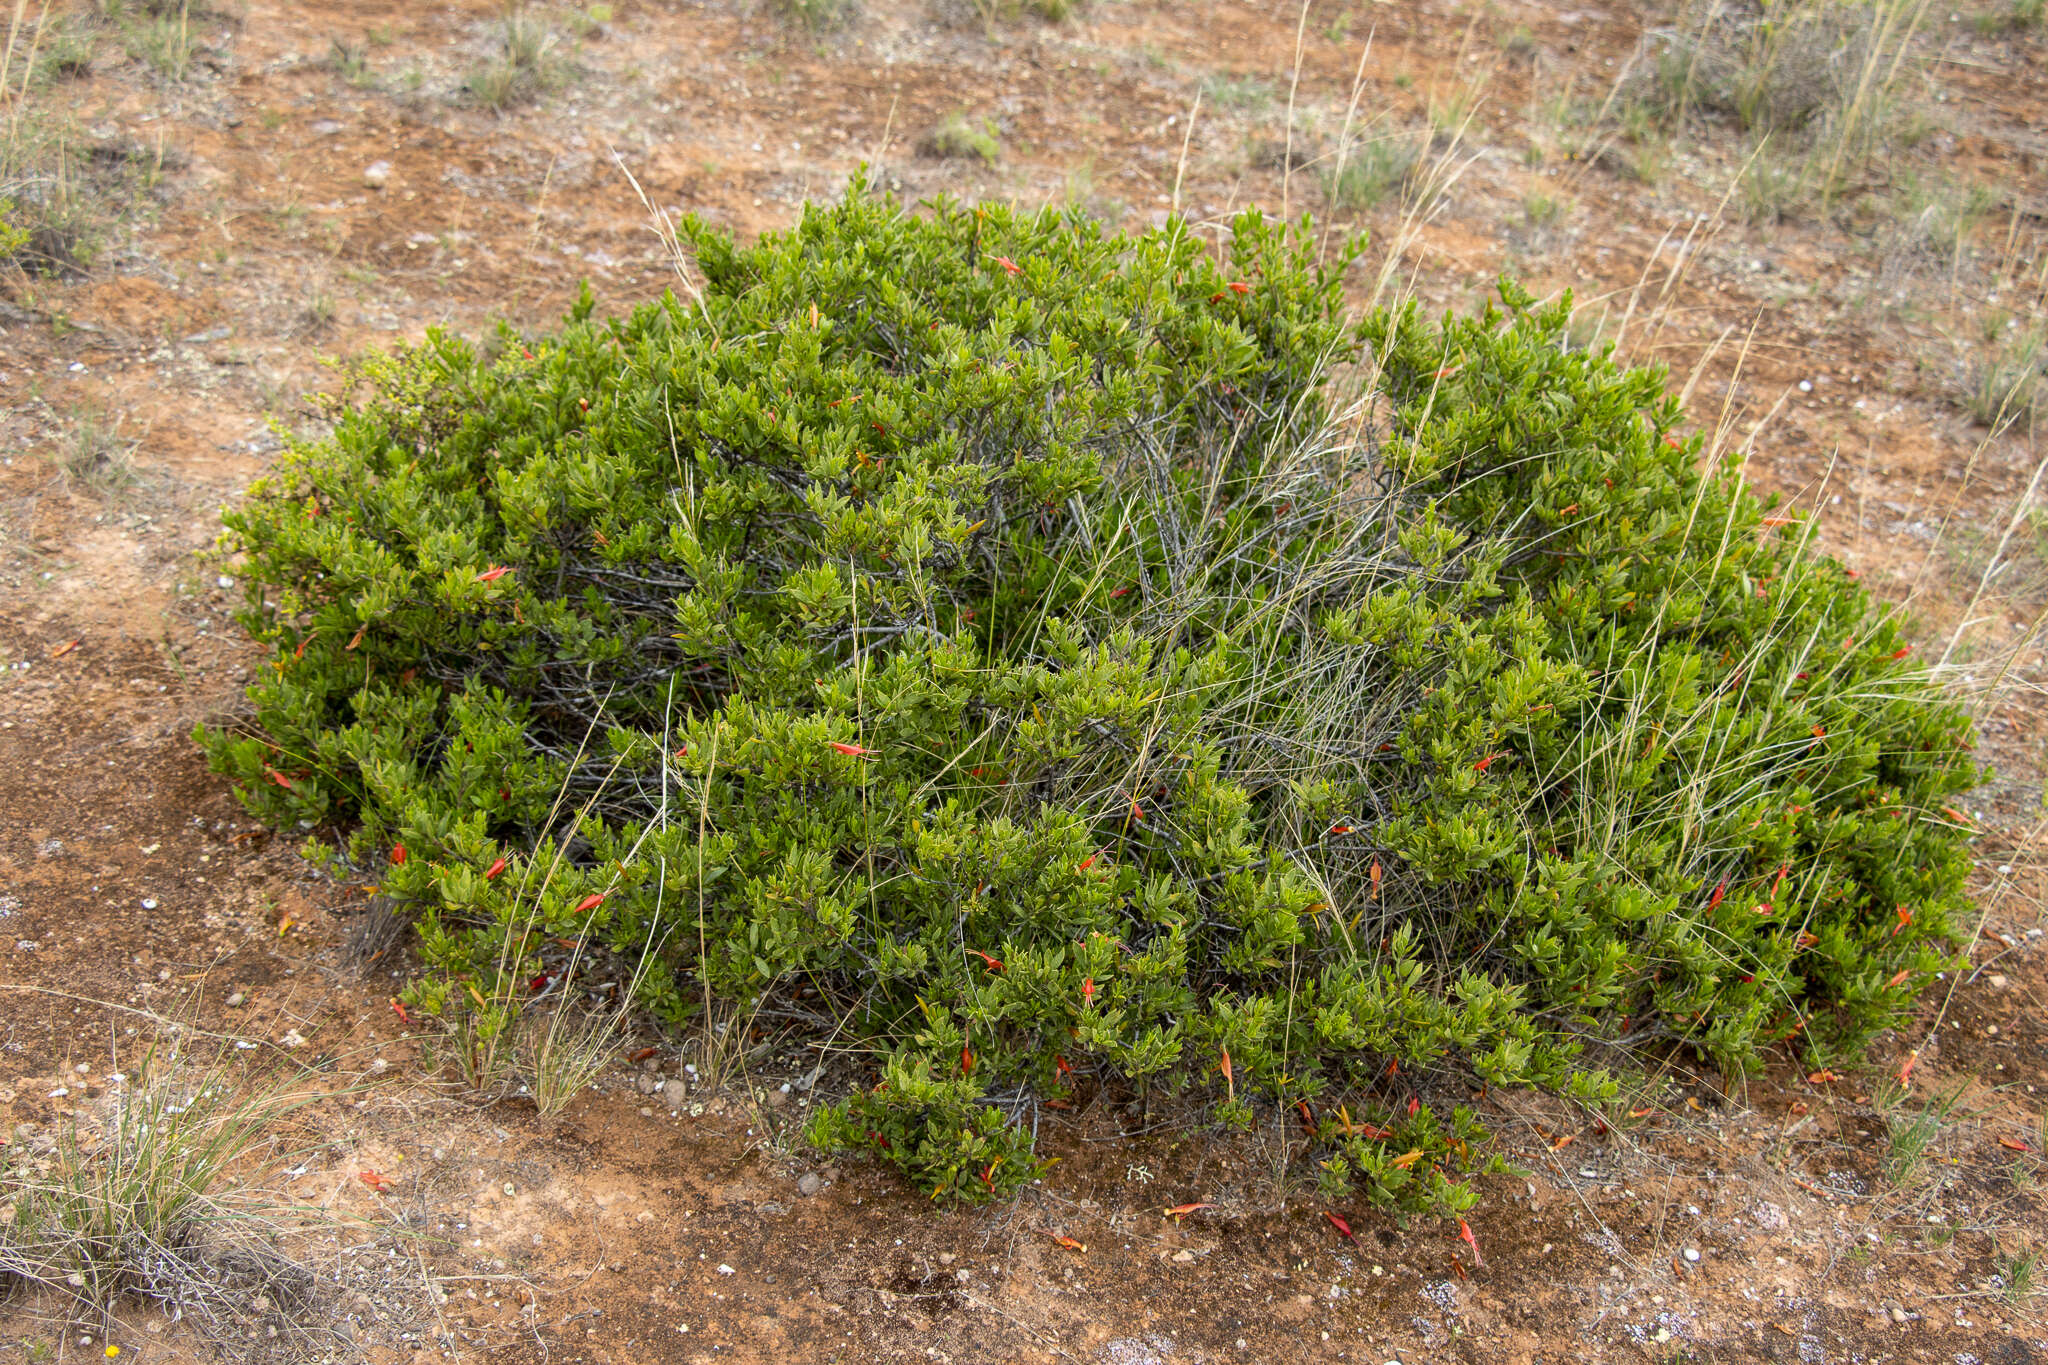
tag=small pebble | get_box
[363,160,392,189]
[1683,1247,1701,1263]
[797,1173,822,1197]
[225,991,246,1007]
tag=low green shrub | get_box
[0,204,27,261]
[201,181,1977,1216]
[772,0,858,32]
[961,0,1081,22]
[924,112,1001,164]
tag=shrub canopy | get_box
[203,183,1977,1214]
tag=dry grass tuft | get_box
[51,404,140,496]
[464,6,571,113]
[0,1037,324,1344]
